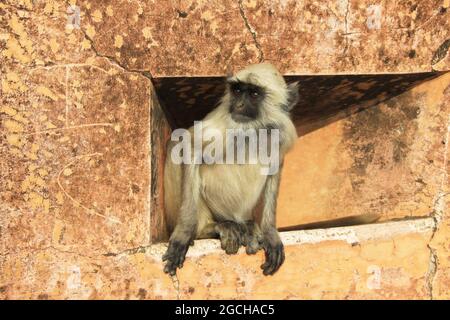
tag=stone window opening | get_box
[150,71,445,242]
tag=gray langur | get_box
[163,63,299,276]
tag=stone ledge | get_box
[0,217,437,299]
[143,217,435,259]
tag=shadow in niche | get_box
[152,71,445,136]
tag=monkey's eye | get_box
[233,87,242,94]
[250,90,259,98]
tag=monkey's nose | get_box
[235,104,244,111]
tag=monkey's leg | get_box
[196,209,219,240]
[260,171,285,276]
[196,223,220,239]
[163,164,200,276]
[215,221,246,254]
[243,221,263,255]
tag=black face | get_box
[227,80,266,123]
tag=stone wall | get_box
[0,0,449,299]
[0,219,440,299]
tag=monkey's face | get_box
[227,80,266,123]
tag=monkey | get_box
[162,63,299,276]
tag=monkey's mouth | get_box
[231,112,256,123]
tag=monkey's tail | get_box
[277,213,381,232]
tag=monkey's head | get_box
[225,63,299,124]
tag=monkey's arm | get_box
[260,168,285,275]
[162,163,199,275]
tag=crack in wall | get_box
[415,7,446,33]
[171,274,181,300]
[238,0,264,62]
[425,115,450,299]
[432,39,450,66]
[426,244,438,299]
[0,245,98,260]
[344,0,350,35]
[343,0,351,55]
[61,0,154,81]
[1,2,33,13]
[79,27,153,81]
[103,245,151,257]
[102,245,181,299]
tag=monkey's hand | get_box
[162,239,191,276]
[244,221,263,255]
[260,229,285,276]
[215,221,246,255]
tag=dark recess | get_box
[152,72,445,136]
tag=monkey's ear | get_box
[284,81,300,111]
[225,64,234,77]
[226,77,240,88]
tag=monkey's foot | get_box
[215,221,246,255]
[260,231,285,276]
[244,221,263,255]
[162,240,190,276]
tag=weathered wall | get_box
[0,56,156,257]
[2,0,449,76]
[0,0,449,299]
[26,0,450,76]
[0,219,440,299]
